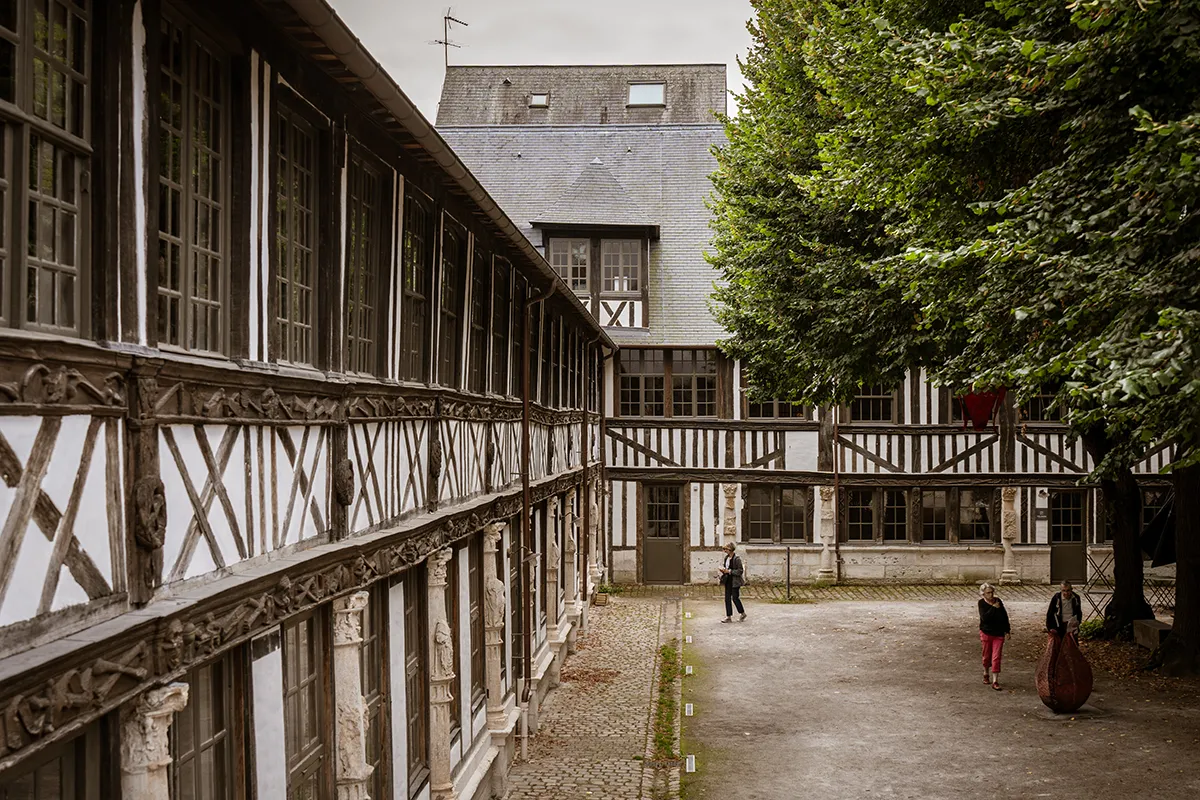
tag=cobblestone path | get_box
[506,596,677,799]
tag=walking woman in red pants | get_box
[978,582,1011,690]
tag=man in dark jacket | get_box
[1046,581,1083,637]
[719,542,746,623]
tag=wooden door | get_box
[1049,490,1087,583]
[643,484,684,584]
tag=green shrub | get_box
[1078,618,1104,640]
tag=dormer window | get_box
[529,92,549,107]
[628,82,665,106]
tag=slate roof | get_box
[437,65,727,126]
[438,123,728,346]
[532,159,656,230]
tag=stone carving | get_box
[347,395,436,420]
[154,383,340,422]
[818,486,837,582]
[485,575,506,630]
[1,642,149,758]
[120,683,188,799]
[334,458,356,507]
[546,537,560,577]
[134,376,159,418]
[819,486,835,520]
[433,618,455,679]
[722,484,738,543]
[133,477,167,550]
[1000,486,1020,584]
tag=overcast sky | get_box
[327,0,756,122]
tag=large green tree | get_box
[712,0,1200,665]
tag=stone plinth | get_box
[483,522,508,730]
[121,683,189,800]
[427,548,457,800]
[332,591,373,800]
[1000,486,1021,585]
[817,486,837,582]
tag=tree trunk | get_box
[1080,430,1152,636]
[1161,461,1200,676]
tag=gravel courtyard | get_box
[680,596,1200,800]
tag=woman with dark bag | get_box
[718,542,746,623]
[978,582,1011,690]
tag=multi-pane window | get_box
[619,349,664,416]
[1050,490,1085,543]
[921,490,948,541]
[1142,487,1169,532]
[645,485,682,539]
[672,350,717,417]
[171,655,235,800]
[509,276,525,397]
[490,259,510,394]
[158,11,228,353]
[508,525,522,684]
[883,490,908,541]
[361,586,390,800]
[745,485,772,542]
[171,657,233,800]
[1022,392,1062,422]
[438,218,467,388]
[549,315,561,407]
[467,246,489,393]
[746,397,806,419]
[0,1,91,336]
[601,239,640,293]
[283,611,328,799]
[958,489,993,541]
[0,724,100,799]
[469,538,485,706]
[400,187,433,382]
[403,568,428,792]
[275,104,318,366]
[849,384,895,422]
[345,152,386,375]
[549,238,588,293]
[744,486,810,543]
[846,489,874,541]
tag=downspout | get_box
[521,283,555,707]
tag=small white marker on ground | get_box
[685,703,694,716]
[686,755,696,773]
[685,612,692,619]
[685,665,693,675]
[685,635,692,644]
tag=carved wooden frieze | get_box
[0,363,125,415]
[153,383,341,424]
[0,641,149,764]
[347,395,437,421]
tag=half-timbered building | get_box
[438,63,1170,591]
[0,2,610,797]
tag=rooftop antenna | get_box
[429,8,468,69]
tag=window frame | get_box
[617,348,723,419]
[361,583,391,800]
[1021,391,1063,424]
[744,394,807,420]
[1049,489,1088,544]
[466,239,490,394]
[600,238,641,295]
[548,236,589,294]
[154,4,235,356]
[270,87,327,369]
[403,566,429,796]
[170,651,242,800]
[528,92,549,108]
[742,484,812,544]
[490,256,510,395]
[343,143,392,376]
[282,608,332,799]
[399,183,435,383]
[845,383,899,424]
[0,721,103,799]
[468,535,485,710]
[643,484,683,541]
[436,212,468,389]
[627,81,666,107]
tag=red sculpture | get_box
[1036,631,1094,713]
[958,388,1007,431]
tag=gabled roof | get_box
[532,158,657,234]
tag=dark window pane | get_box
[922,490,948,541]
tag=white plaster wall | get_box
[455,543,471,766]
[388,579,409,796]
[251,630,287,800]
[612,549,636,583]
[784,430,820,472]
[502,523,512,694]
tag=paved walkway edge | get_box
[643,597,683,800]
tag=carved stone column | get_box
[427,548,457,800]
[332,591,373,800]
[1000,486,1021,585]
[564,488,578,605]
[483,522,507,730]
[817,486,837,582]
[722,484,738,546]
[120,683,189,800]
[546,497,561,640]
[588,481,603,586]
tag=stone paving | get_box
[506,596,680,799]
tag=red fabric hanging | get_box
[958,387,1007,431]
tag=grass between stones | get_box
[653,639,682,761]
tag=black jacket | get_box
[1046,593,1082,634]
[978,598,1011,636]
